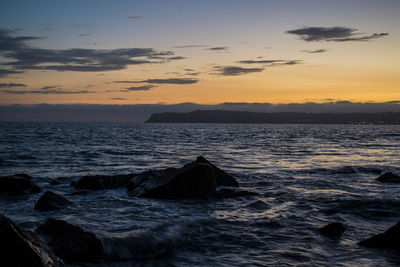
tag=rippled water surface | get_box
[1,122,400,266]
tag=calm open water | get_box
[1,122,400,266]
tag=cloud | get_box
[123,85,157,91]
[286,26,388,42]
[173,45,208,49]
[214,66,264,76]
[41,85,57,90]
[111,98,126,100]
[1,89,93,95]
[125,16,145,20]
[167,56,186,60]
[78,33,91,37]
[302,49,328,53]
[114,78,199,85]
[0,82,26,88]
[206,47,229,51]
[0,29,182,75]
[0,69,23,77]
[237,59,302,68]
[140,78,198,84]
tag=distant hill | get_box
[146,110,400,124]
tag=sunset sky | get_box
[0,0,399,105]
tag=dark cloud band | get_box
[286,26,388,42]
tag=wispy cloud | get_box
[0,82,26,88]
[125,16,145,20]
[286,26,388,42]
[237,59,302,67]
[78,33,91,37]
[1,89,93,95]
[215,66,264,76]
[173,45,209,49]
[302,49,328,53]
[113,78,199,85]
[122,85,157,91]
[111,98,126,100]
[206,47,229,52]
[0,28,182,75]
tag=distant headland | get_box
[146,110,400,124]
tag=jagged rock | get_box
[127,156,239,199]
[73,174,136,190]
[319,222,346,237]
[196,156,239,187]
[376,172,400,183]
[0,173,41,195]
[35,191,72,212]
[359,221,400,250]
[36,219,103,263]
[0,214,65,267]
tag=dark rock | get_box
[319,222,346,237]
[128,156,239,199]
[36,219,103,263]
[0,173,41,195]
[35,191,72,212]
[195,156,239,187]
[376,172,400,183]
[74,174,135,190]
[358,221,400,250]
[0,214,65,267]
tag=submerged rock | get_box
[358,221,400,250]
[0,214,65,267]
[0,173,41,195]
[128,156,239,199]
[36,219,103,263]
[319,222,346,237]
[35,191,72,212]
[376,172,400,183]
[73,173,136,190]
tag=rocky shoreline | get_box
[1,156,400,266]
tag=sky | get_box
[0,0,399,107]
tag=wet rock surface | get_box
[319,222,346,237]
[376,172,400,183]
[0,214,65,267]
[359,221,400,250]
[0,174,41,195]
[34,191,72,212]
[128,156,239,199]
[36,219,103,263]
[73,173,136,190]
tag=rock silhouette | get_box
[319,222,345,237]
[376,172,400,183]
[128,156,238,199]
[0,214,65,267]
[36,219,103,263]
[0,173,41,195]
[73,174,136,190]
[358,221,400,250]
[35,191,72,211]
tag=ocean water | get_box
[1,122,400,266]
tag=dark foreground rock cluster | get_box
[1,156,400,265]
[0,214,65,267]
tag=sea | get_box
[1,122,400,266]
